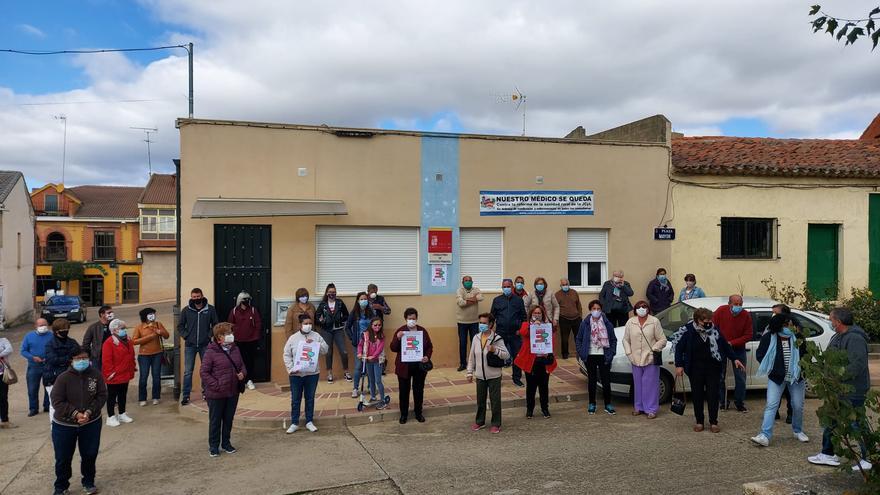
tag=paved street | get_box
[0,301,859,494]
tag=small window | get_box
[158,216,175,233]
[44,194,58,212]
[141,216,157,233]
[93,231,115,261]
[567,229,608,291]
[122,273,139,304]
[721,217,774,259]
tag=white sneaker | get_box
[106,415,120,427]
[117,413,134,423]
[139,401,147,407]
[852,459,873,472]
[808,453,841,466]
[750,434,770,447]
[794,432,810,443]
[246,380,255,390]
[305,421,318,432]
[351,389,358,398]
[152,399,160,406]
[285,424,298,434]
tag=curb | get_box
[178,390,590,431]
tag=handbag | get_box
[158,336,172,367]
[670,375,687,416]
[485,336,506,368]
[638,325,663,366]
[220,347,246,394]
[1,358,17,385]
[419,359,434,372]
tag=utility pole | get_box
[54,115,67,184]
[130,126,158,176]
[187,42,193,118]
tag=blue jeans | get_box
[52,419,102,492]
[138,354,163,402]
[720,348,747,407]
[822,397,868,459]
[290,374,320,424]
[366,361,385,400]
[26,363,50,413]
[760,379,805,439]
[353,356,364,392]
[182,344,206,399]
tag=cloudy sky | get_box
[2,0,878,189]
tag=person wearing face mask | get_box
[575,300,617,415]
[83,305,114,372]
[515,306,557,418]
[0,336,12,428]
[227,291,262,391]
[283,315,329,434]
[513,276,529,299]
[102,319,136,427]
[178,288,220,406]
[750,313,809,447]
[456,275,483,372]
[679,274,706,302]
[599,270,634,327]
[50,345,107,495]
[646,268,674,315]
[132,307,170,406]
[672,308,745,433]
[524,277,560,337]
[286,288,317,337]
[315,283,351,384]
[555,278,582,360]
[712,294,752,412]
[357,317,388,410]
[623,302,666,419]
[466,313,509,433]
[490,278,527,387]
[44,318,81,424]
[390,308,433,424]
[766,304,794,423]
[21,318,54,416]
[366,283,392,319]
[200,323,247,457]
[346,292,376,398]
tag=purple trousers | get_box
[632,364,660,414]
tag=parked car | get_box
[578,297,833,404]
[41,295,88,323]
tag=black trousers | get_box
[397,370,427,418]
[207,395,239,451]
[558,317,582,358]
[106,383,128,416]
[52,419,101,492]
[237,340,259,381]
[688,366,721,425]
[525,364,550,414]
[606,310,629,328]
[586,354,612,406]
[457,323,478,367]
[0,379,8,422]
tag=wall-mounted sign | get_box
[654,228,676,240]
[479,190,594,216]
[428,227,453,264]
[431,264,448,287]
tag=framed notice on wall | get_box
[479,190,594,216]
[428,227,453,263]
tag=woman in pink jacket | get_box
[357,317,387,409]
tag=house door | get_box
[80,276,104,307]
[807,224,839,300]
[214,225,272,382]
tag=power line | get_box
[1,98,182,107]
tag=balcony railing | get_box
[92,246,116,261]
[36,245,68,262]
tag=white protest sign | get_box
[530,323,553,355]
[401,331,424,363]
[292,340,319,374]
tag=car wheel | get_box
[658,371,673,404]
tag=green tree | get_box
[51,261,85,293]
[809,5,880,50]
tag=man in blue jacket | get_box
[21,318,55,416]
[490,279,527,387]
[178,288,219,405]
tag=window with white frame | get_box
[316,226,419,294]
[567,229,608,291]
[460,228,503,291]
[140,208,176,240]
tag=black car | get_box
[41,295,88,323]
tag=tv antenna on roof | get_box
[495,87,527,136]
[130,126,158,176]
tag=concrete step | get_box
[869,343,880,354]
[868,353,880,361]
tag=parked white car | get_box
[578,297,833,404]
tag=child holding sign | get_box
[514,306,558,419]
[357,317,388,409]
[283,315,328,434]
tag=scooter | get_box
[356,354,391,412]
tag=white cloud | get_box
[17,23,46,38]
[4,0,880,187]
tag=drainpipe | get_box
[173,159,182,400]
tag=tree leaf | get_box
[867,19,875,34]
[812,16,827,32]
[837,24,850,41]
[847,27,865,45]
[873,30,880,50]
[810,5,822,15]
[870,7,880,17]
[826,18,839,35]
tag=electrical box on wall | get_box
[298,167,308,177]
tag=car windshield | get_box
[47,296,79,306]
[655,302,696,337]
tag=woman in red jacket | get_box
[102,319,136,427]
[515,306,558,418]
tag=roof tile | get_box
[67,185,143,218]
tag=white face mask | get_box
[147,313,156,322]
[370,292,377,299]
[406,319,417,328]
[590,310,602,319]
[531,315,542,322]
[636,308,648,317]
[36,325,50,334]
[223,334,235,344]
[106,312,115,321]
[298,296,308,304]
[612,277,621,284]
[301,324,312,334]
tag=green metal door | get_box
[807,224,839,300]
[870,195,880,296]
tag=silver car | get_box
[579,297,833,404]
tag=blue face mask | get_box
[561,285,570,292]
[515,282,524,291]
[657,275,667,283]
[535,284,545,292]
[502,287,512,296]
[478,323,490,333]
[117,329,127,338]
[731,305,743,315]
[359,299,368,309]
[72,359,90,372]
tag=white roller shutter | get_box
[316,226,419,294]
[567,229,608,262]
[460,228,503,291]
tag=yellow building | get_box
[32,184,144,309]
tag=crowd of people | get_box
[0,269,872,495]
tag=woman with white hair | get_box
[227,290,262,390]
[101,319,136,427]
